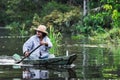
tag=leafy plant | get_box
[41,1,74,17]
[48,25,62,55]
[42,7,81,33]
[112,10,120,28]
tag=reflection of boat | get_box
[0,62,77,79]
[22,54,77,66]
[22,66,76,80]
[23,68,49,79]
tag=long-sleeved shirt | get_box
[23,35,52,60]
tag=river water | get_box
[0,28,120,79]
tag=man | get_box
[23,25,52,60]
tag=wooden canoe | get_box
[22,54,77,66]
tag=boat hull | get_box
[22,54,77,65]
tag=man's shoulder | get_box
[44,36,51,41]
[44,36,49,39]
[30,35,37,39]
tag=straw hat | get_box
[34,25,48,34]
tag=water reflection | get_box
[22,66,76,80]
[22,68,76,80]
[23,68,49,79]
[2,34,120,79]
[0,65,76,80]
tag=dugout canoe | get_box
[22,54,77,66]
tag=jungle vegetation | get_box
[0,0,120,43]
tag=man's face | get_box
[36,30,43,37]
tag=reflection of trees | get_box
[82,38,103,79]
[109,46,120,65]
[82,47,89,79]
[82,38,88,79]
[102,46,120,78]
[0,37,26,56]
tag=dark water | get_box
[0,32,120,79]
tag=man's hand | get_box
[40,40,48,46]
[24,51,29,57]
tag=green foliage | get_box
[112,10,119,20]
[81,1,120,35]
[89,0,100,9]
[85,1,120,42]
[108,28,120,39]
[42,7,81,33]
[71,34,85,40]
[6,22,28,36]
[0,0,120,45]
[41,1,74,17]
[72,20,85,34]
[0,0,46,26]
[82,13,108,34]
[112,10,120,28]
[32,13,41,27]
[29,13,42,35]
[48,25,62,55]
[92,27,120,44]
[103,4,112,10]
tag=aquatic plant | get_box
[48,25,62,55]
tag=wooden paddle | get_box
[16,45,41,64]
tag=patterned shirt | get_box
[23,35,52,59]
